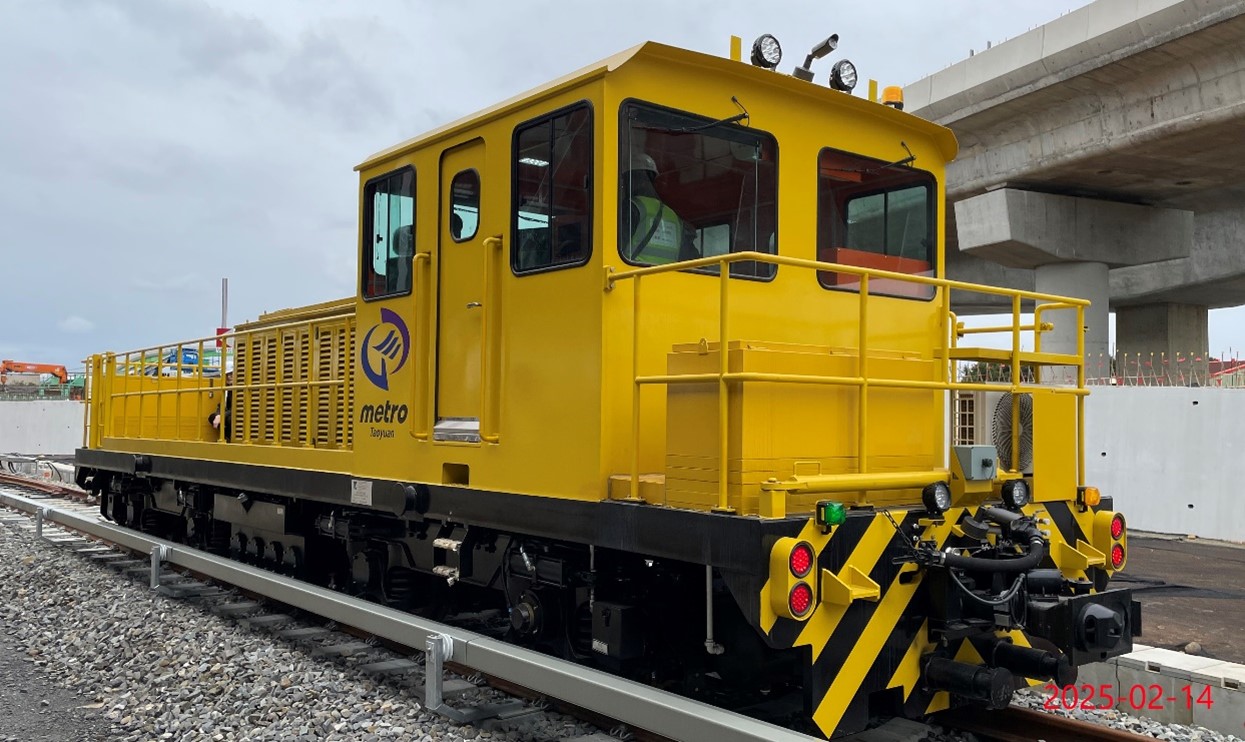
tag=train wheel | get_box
[140,508,161,535]
[385,567,418,609]
[207,521,231,555]
[122,495,141,528]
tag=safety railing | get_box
[87,312,354,450]
[1083,351,1245,388]
[605,251,1089,514]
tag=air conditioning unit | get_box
[953,391,1033,475]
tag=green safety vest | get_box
[628,196,683,264]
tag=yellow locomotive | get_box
[76,36,1138,738]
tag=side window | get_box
[512,103,593,273]
[450,170,480,242]
[817,147,935,300]
[362,168,415,300]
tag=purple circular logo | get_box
[360,308,410,391]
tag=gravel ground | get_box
[1008,688,1244,742]
[919,690,1245,741]
[0,512,601,742]
[3,499,1243,742]
[0,632,110,742]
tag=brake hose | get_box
[937,535,1047,573]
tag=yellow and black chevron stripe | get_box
[756,499,1127,738]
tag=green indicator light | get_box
[820,501,846,527]
[826,502,846,526]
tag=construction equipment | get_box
[1,360,69,386]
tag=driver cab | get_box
[617,102,778,278]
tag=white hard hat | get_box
[628,151,658,175]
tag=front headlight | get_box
[1000,479,1030,511]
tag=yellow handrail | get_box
[958,322,1053,336]
[481,236,504,444]
[606,251,1091,307]
[99,312,353,447]
[412,251,432,441]
[610,250,1087,511]
[716,266,730,511]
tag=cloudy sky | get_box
[8,0,1236,369]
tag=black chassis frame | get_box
[76,448,804,578]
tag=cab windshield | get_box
[619,102,777,278]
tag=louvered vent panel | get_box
[279,328,296,444]
[345,319,355,448]
[227,307,355,449]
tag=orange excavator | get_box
[0,360,69,386]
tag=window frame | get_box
[617,98,779,282]
[360,165,416,303]
[815,146,937,302]
[449,168,481,243]
[510,100,595,276]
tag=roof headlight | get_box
[829,59,857,93]
[750,34,782,70]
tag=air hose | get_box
[928,506,1048,573]
[939,536,1046,573]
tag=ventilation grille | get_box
[233,317,355,448]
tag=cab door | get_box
[434,139,487,441]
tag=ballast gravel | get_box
[0,508,601,742]
[918,689,1245,742]
[1008,688,1244,742]
[3,499,1244,742]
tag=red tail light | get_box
[1111,544,1125,568]
[789,583,814,617]
[1110,514,1125,540]
[789,542,814,578]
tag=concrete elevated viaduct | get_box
[906,0,1245,374]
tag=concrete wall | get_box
[0,400,84,455]
[3,394,1239,540]
[1085,387,1245,542]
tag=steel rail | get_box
[0,488,818,742]
[934,706,1155,742]
[0,471,84,497]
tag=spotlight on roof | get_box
[829,59,857,93]
[793,34,838,81]
[750,34,782,70]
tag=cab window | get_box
[512,103,593,273]
[362,167,415,300]
[817,148,935,299]
[619,101,777,279]
[450,170,480,242]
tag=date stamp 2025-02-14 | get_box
[1042,682,1215,713]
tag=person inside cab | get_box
[622,151,698,265]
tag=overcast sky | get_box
[7,0,1237,368]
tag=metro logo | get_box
[360,308,410,391]
[359,401,409,424]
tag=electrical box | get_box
[592,601,643,660]
[952,445,998,481]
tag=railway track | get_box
[0,482,813,742]
[0,478,1168,742]
[933,705,1159,742]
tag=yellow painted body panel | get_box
[78,40,1131,741]
[1031,388,1078,502]
[84,41,1086,518]
[437,140,487,419]
[665,341,938,513]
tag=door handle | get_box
[466,302,482,309]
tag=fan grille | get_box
[992,392,1034,472]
